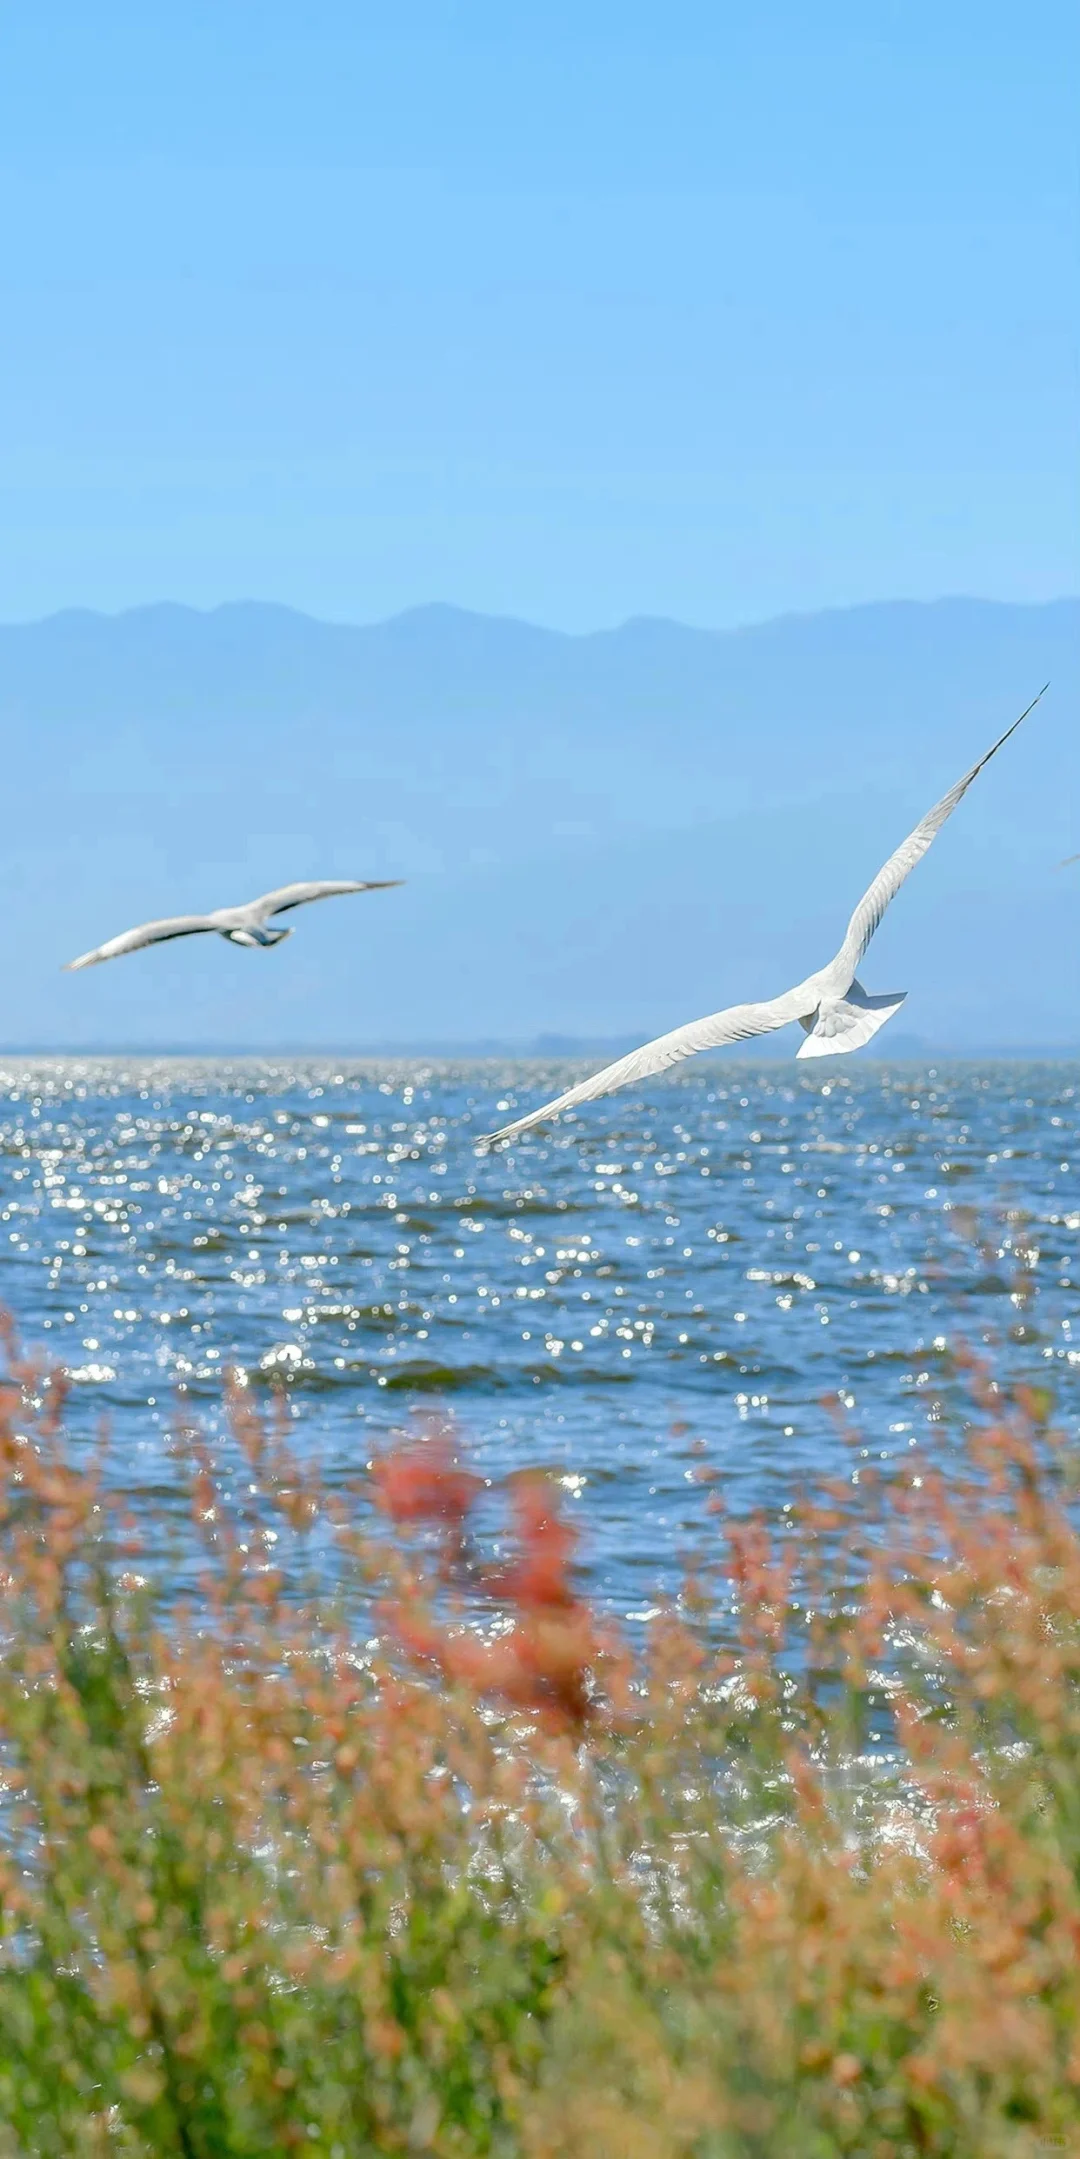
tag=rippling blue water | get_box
[1,1056,1076,1612]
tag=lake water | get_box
[1,1055,1076,1614]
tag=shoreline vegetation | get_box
[0,1319,1079,2155]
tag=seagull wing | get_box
[252,879,404,920]
[480,993,805,1147]
[64,915,217,970]
[833,688,1046,981]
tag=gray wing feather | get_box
[64,916,216,970]
[480,994,802,1146]
[253,879,403,920]
[834,689,1046,979]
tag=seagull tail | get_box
[797,982,907,1060]
[226,925,293,949]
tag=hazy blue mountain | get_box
[0,596,1076,1053]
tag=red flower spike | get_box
[371,1436,480,1529]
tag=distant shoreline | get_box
[1,1041,1077,1064]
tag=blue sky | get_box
[2,2,1076,631]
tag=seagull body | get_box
[65,879,402,971]
[481,693,1045,1148]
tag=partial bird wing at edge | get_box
[834,687,1047,979]
[64,916,216,970]
[479,995,803,1146]
[255,879,404,919]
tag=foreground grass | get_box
[0,1326,1079,2156]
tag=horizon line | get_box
[2,1042,1078,1064]
[2,590,1078,644]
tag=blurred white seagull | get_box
[480,692,1046,1148]
[65,879,403,971]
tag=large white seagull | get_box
[481,693,1045,1148]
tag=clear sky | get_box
[1,2,1076,631]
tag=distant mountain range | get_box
[1,595,1076,1055]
